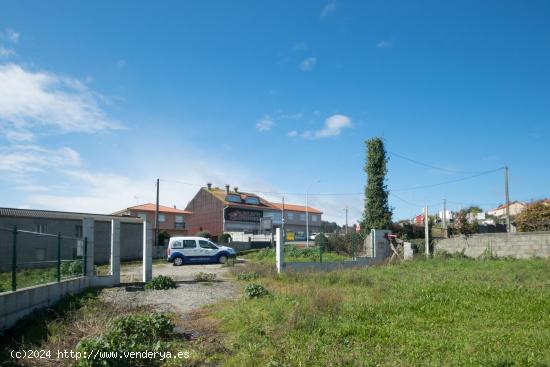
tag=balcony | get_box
[175,222,186,229]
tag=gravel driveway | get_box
[100,261,243,316]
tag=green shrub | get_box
[195,230,212,238]
[61,259,84,277]
[236,271,259,281]
[222,258,236,267]
[516,201,550,232]
[76,313,173,366]
[219,233,232,244]
[144,275,177,290]
[245,284,269,299]
[194,272,217,282]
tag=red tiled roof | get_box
[269,202,322,214]
[123,203,192,215]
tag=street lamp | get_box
[306,179,320,248]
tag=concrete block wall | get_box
[0,277,89,330]
[435,232,550,258]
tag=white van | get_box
[167,236,236,266]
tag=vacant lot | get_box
[212,258,550,366]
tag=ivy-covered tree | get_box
[516,201,550,232]
[362,138,392,232]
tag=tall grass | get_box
[216,258,550,366]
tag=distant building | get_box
[113,203,192,240]
[488,201,527,218]
[184,184,322,241]
[437,210,454,222]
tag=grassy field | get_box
[245,245,350,264]
[217,257,550,366]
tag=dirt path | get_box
[100,261,244,316]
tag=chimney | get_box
[206,182,212,190]
[173,205,176,209]
[225,184,230,193]
[234,186,239,193]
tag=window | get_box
[287,212,295,220]
[158,214,166,223]
[182,240,196,248]
[312,215,319,222]
[34,248,46,261]
[75,225,83,238]
[175,215,185,229]
[172,240,183,249]
[245,197,260,205]
[225,194,241,203]
[136,212,147,220]
[299,213,306,221]
[199,240,218,249]
[36,224,47,233]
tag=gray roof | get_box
[0,207,143,223]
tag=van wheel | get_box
[218,255,228,264]
[173,256,184,266]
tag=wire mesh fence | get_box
[0,225,87,293]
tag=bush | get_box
[61,259,84,277]
[516,201,550,232]
[194,272,217,282]
[222,257,236,267]
[245,284,269,299]
[145,275,177,290]
[219,233,232,244]
[195,230,212,238]
[76,313,173,367]
[236,271,259,281]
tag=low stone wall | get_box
[0,277,89,330]
[435,232,550,259]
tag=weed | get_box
[145,275,177,290]
[194,272,217,282]
[245,284,269,299]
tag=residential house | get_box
[488,201,527,218]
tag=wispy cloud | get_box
[0,63,121,142]
[0,145,80,173]
[300,57,317,71]
[256,115,275,132]
[377,40,393,49]
[292,42,307,52]
[0,46,15,57]
[2,28,20,43]
[287,130,298,137]
[301,114,352,139]
[280,112,303,120]
[320,1,337,19]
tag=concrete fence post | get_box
[275,228,284,274]
[143,220,152,282]
[110,219,121,285]
[83,218,95,277]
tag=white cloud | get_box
[300,57,317,71]
[377,40,393,49]
[302,114,352,139]
[3,28,20,43]
[287,130,298,137]
[256,115,275,132]
[0,46,15,57]
[320,1,337,19]
[0,145,80,173]
[0,63,121,142]
[280,112,303,119]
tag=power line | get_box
[392,167,505,192]
[387,149,484,174]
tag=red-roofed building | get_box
[184,184,323,241]
[113,203,192,239]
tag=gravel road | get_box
[99,261,243,316]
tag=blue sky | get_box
[0,0,549,224]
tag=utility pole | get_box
[155,178,160,246]
[306,191,309,247]
[504,166,511,232]
[443,199,447,230]
[424,205,430,259]
[281,196,285,240]
[344,206,348,234]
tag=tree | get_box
[516,201,550,232]
[362,138,392,232]
[320,221,341,233]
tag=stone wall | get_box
[435,232,550,258]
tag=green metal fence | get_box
[0,225,87,292]
[281,232,362,264]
